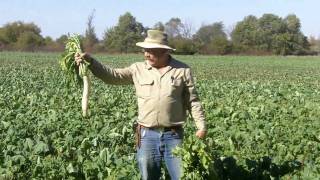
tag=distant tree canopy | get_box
[103,12,144,53]
[193,22,230,54]
[0,12,318,55]
[231,14,310,55]
[0,21,44,51]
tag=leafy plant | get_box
[174,136,219,179]
[59,35,91,117]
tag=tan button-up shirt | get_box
[89,56,206,131]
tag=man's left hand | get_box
[196,130,206,139]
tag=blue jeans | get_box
[137,127,183,180]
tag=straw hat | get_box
[136,30,175,50]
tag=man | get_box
[75,30,206,180]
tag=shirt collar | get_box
[145,61,152,70]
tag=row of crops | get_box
[0,52,320,179]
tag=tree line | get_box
[0,12,319,55]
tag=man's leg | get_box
[137,127,162,180]
[163,129,183,180]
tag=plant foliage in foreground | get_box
[0,52,319,179]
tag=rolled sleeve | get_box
[184,68,207,131]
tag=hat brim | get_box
[136,42,175,51]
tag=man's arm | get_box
[183,68,207,138]
[77,53,133,85]
[89,58,133,85]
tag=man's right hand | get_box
[196,130,206,139]
[75,52,92,66]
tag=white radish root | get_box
[82,75,90,117]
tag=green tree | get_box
[162,18,197,54]
[15,31,43,51]
[163,18,197,54]
[257,14,286,51]
[272,33,292,55]
[208,36,230,55]
[284,14,301,34]
[271,14,309,55]
[56,35,68,45]
[231,13,310,55]
[0,21,44,51]
[194,22,230,54]
[169,37,197,55]
[0,28,7,50]
[54,34,69,51]
[231,15,259,53]
[104,12,144,53]
[41,36,62,51]
[44,36,54,46]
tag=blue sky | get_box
[1,0,319,39]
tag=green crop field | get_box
[1,52,320,179]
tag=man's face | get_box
[143,48,168,67]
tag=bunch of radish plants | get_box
[59,35,91,117]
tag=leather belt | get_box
[141,124,182,132]
[135,124,183,148]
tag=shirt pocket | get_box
[165,77,183,97]
[137,78,154,97]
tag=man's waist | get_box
[139,124,183,132]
